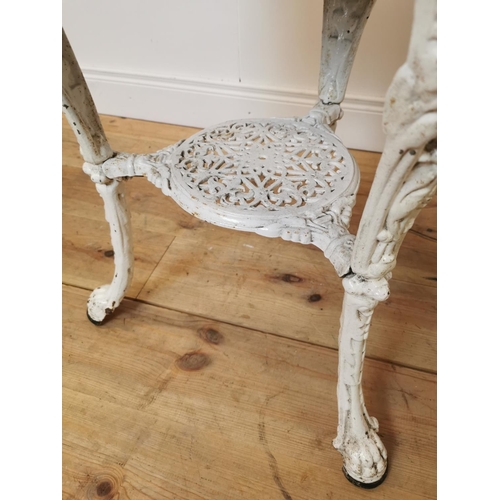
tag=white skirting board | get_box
[83,68,386,153]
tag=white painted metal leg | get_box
[334,0,436,487]
[63,29,135,323]
[85,175,134,324]
[309,0,375,131]
[319,0,375,106]
[333,275,390,486]
[62,29,113,165]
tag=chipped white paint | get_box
[62,0,436,488]
[333,0,436,486]
[62,30,113,165]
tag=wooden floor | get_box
[62,115,437,500]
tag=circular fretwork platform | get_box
[166,118,358,228]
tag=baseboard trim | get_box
[83,68,386,152]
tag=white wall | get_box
[62,0,414,152]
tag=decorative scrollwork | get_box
[369,146,436,277]
[133,143,180,194]
[172,119,354,212]
[351,0,437,279]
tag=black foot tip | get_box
[343,464,388,489]
[87,311,104,326]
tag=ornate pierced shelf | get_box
[101,117,359,276]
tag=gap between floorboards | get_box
[62,282,437,376]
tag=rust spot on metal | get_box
[198,327,223,345]
[104,250,114,257]
[176,351,210,371]
[425,138,437,151]
[308,294,322,302]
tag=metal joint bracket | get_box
[302,102,343,127]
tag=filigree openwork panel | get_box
[169,119,356,217]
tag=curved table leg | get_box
[334,0,437,486]
[85,176,134,324]
[63,29,134,323]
